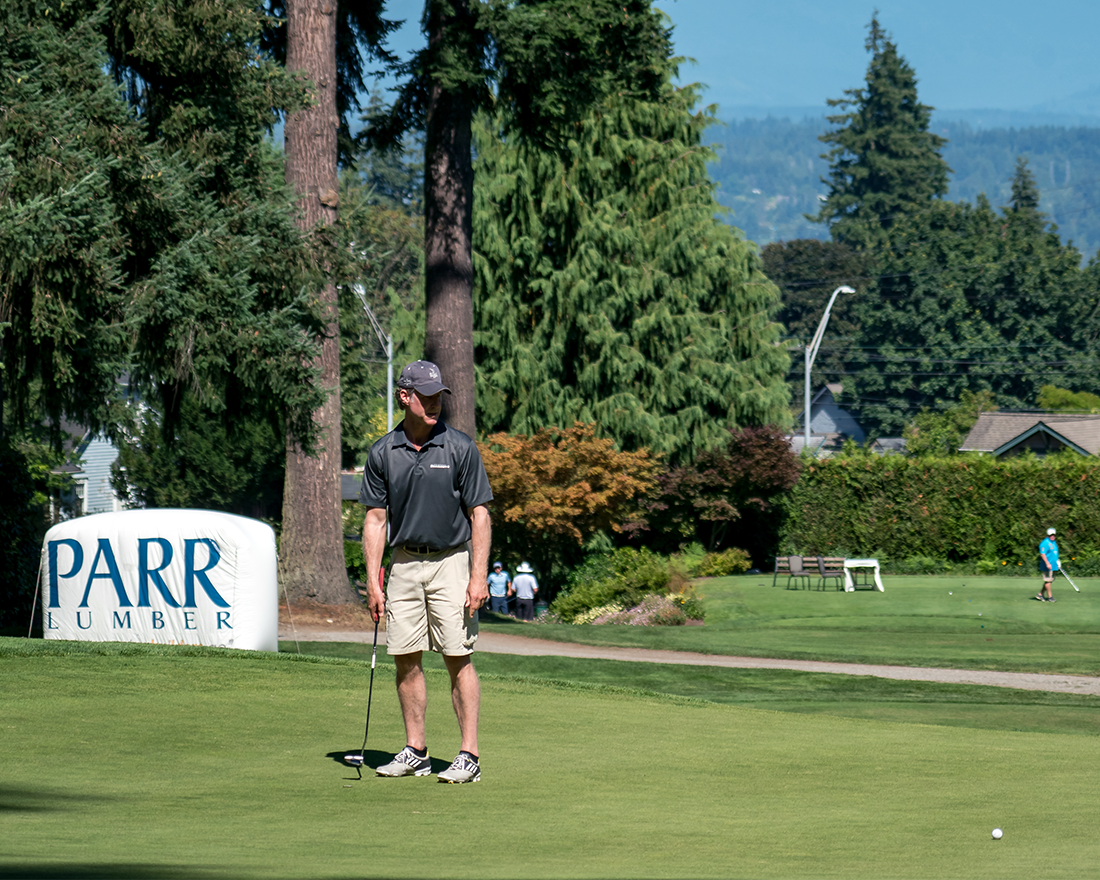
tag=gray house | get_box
[52,424,128,520]
[790,383,867,455]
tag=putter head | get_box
[344,754,365,767]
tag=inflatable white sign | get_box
[41,510,278,651]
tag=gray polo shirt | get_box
[359,421,493,550]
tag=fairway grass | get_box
[483,575,1100,675]
[3,639,1100,879]
[292,643,1100,737]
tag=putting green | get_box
[2,641,1098,879]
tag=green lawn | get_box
[290,642,1100,737]
[477,574,1100,675]
[3,638,1100,879]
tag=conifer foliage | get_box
[0,2,326,446]
[814,16,950,248]
[365,0,670,435]
[473,72,790,463]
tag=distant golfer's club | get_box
[345,568,384,779]
[1060,564,1081,592]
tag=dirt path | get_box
[278,608,1100,697]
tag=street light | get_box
[352,284,394,432]
[804,285,855,455]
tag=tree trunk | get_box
[280,0,355,605]
[423,0,476,438]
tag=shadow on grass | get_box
[326,749,453,777]
[0,865,234,879]
[0,787,112,814]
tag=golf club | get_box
[345,567,384,779]
[1060,564,1080,592]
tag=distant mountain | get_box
[1029,85,1100,120]
[707,113,1100,260]
[719,105,1100,129]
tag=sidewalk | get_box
[278,621,1100,696]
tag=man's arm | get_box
[466,505,491,611]
[362,507,388,622]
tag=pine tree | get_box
[814,15,950,249]
[847,187,1090,434]
[0,4,133,437]
[1,2,335,478]
[472,70,790,464]
[365,0,669,435]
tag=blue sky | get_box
[373,1,1100,121]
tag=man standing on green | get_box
[360,360,493,783]
[1037,527,1059,603]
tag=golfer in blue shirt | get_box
[1037,527,1059,603]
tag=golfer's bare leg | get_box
[394,652,428,751]
[443,653,480,756]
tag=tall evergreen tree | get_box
[365,0,669,436]
[1,2,335,610]
[1,1,326,447]
[814,15,950,249]
[472,72,790,463]
[847,188,1090,434]
[0,4,132,438]
[279,0,352,604]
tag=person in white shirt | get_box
[512,562,539,621]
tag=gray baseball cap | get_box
[398,360,450,395]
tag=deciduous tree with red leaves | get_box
[642,426,802,554]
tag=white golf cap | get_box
[1047,527,1056,535]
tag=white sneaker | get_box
[375,745,432,777]
[438,752,480,784]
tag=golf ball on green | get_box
[992,828,1003,840]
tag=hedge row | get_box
[780,453,1100,564]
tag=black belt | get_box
[401,543,454,555]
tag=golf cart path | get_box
[279,621,1100,696]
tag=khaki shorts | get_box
[385,546,478,656]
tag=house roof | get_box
[960,412,1100,455]
[870,437,907,454]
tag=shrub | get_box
[641,426,801,558]
[342,500,366,538]
[694,547,752,577]
[550,547,671,623]
[677,589,706,620]
[671,542,708,576]
[593,594,688,626]
[344,540,367,584]
[573,602,625,625]
[480,424,659,595]
[782,452,1100,565]
[892,556,952,575]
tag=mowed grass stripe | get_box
[3,641,1099,879]
[287,642,1100,737]
[479,575,1100,675]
